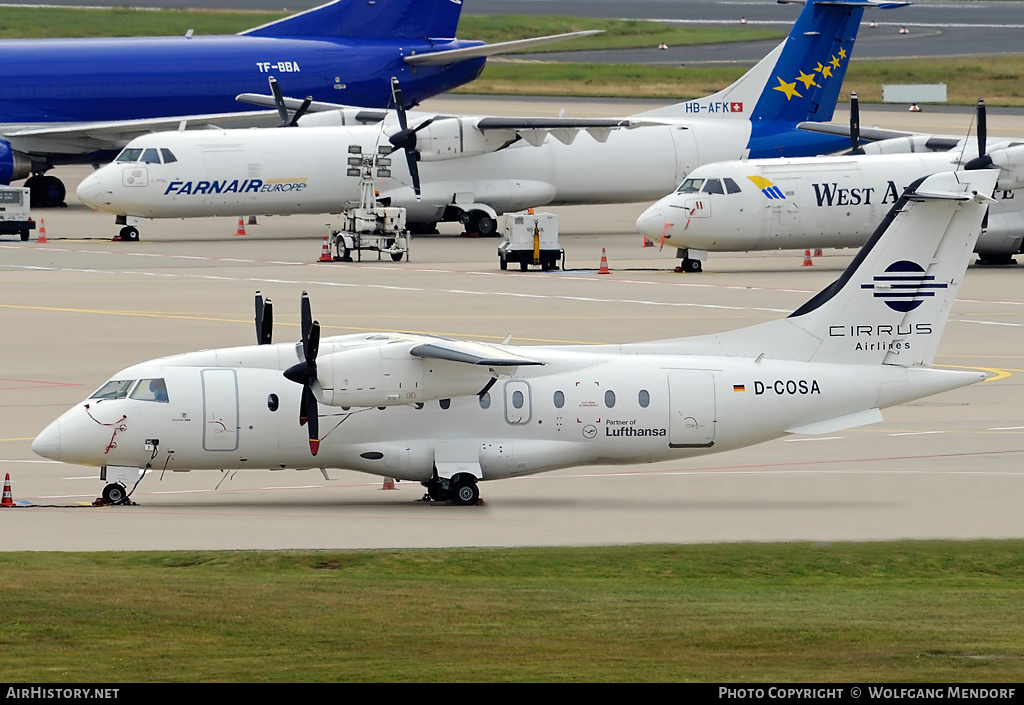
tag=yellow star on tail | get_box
[796,70,819,90]
[773,77,802,101]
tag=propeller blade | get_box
[391,76,408,131]
[290,97,313,127]
[977,98,987,159]
[268,76,289,126]
[255,291,264,344]
[306,390,320,456]
[300,290,312,351]
[406,150,421,197]
[849,92,862,154]
[307,321,320,379]
[260,298,273,345]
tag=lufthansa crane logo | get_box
[861,260,948,313]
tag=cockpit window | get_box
[115,148,143,163]
[703,178,724,194]
[141,148,161,164]
[675,178,704,194]
[130,378,169,403]
[160,148,177,164]
[724,177,742,194]
[90,380,135,400]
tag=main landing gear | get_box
[421,472,481,506]
[25,174,67,208]
[100,482,134,506]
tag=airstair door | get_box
[201,369,239,451]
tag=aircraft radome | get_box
[76,0,906,242]
[636,100,1024,271]
[0,0,594,208]
[35,169,998,506]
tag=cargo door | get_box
[667,372,716,448]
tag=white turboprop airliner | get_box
[635,145,1024,271]
[35,170,998,506]
[75,0,900,241]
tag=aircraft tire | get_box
[29,175,67,208]
[468,212,498,237]
[682,258,702,273]
[119,226,140,242]
[452,478,480,506]
[102,483,127,504]
[425,479,451,502]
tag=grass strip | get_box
[1,541,1023,682]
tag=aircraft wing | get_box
[409,341,544,367]
[404,30,602,67]
[3,110,288,154]
[234,94,388,124]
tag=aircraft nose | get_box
[635,203,668,239]
[75,171,110,210]
[31,419,61,461]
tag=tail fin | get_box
[636,0,888,123]
[676,170,1000,366]
[243,0,463,40]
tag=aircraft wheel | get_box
[682,258,702,273]
[102,483,127,504]
[452,479,480,506]
[468,211,498,237]
[30,175,67,208]
[119,226,140,242]
[424,478,451,502]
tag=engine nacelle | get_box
[316,343,495,407]
[0,140,32,185]
[412,118,516,162]
[989,145,1024,191]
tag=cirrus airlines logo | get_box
[860,260,948,313]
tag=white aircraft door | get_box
[200,147,251,209]
[201,368,239,451]
[667,372,716,448]
[504,380,532,425]
[669,127,700,184]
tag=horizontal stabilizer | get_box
[405,30,601,66]
[785,408,883,434]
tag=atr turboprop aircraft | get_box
[77,0,903,241]
[35,169,998,506]
[636,101,1024,270]
[0,0,595,208]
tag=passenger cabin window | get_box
[130,378,169,403]
[90,380,135,400]
[479,392,491,409]
[638,390,650,408]
[604,390,616,408]
[675,178,704,194]
[553,390,565,409]
[439,398,451,410]
[724,178,742,194]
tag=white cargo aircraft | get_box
[76,0,899,241]
[35,169,998,506]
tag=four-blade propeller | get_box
[282,291,322,456]
[388,76,433,197]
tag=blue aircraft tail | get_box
[636,0,892,124]
[242,0,463,40]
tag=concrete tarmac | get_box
[2,102,1023,551]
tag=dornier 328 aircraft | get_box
[76,0,904,241]
[636,99,1024,271]
[35,169,998,506]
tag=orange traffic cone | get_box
[318,235,333,262]
[36,218,47,243]
[381,477,397,490]
[1,473,14,507]
[235,218,247,236]
[802,250,814,267]
[598,247,611,274]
